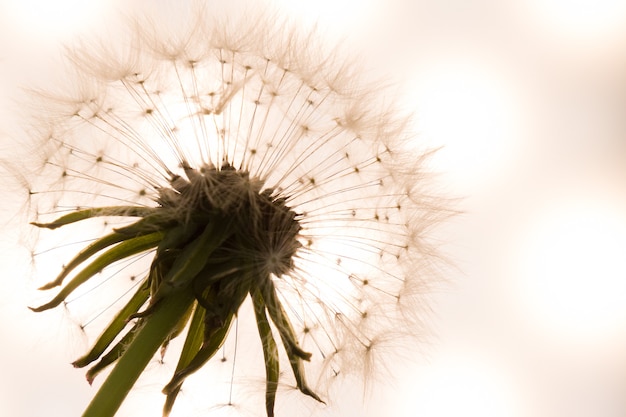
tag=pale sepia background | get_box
[1,0,626,416]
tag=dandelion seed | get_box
[13,5,449,417]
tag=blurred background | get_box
[1,0,626,416]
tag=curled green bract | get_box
[31,163,318,417]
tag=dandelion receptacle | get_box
[16,5,448,417]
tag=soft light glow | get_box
[396,351,526,417]
[6,0,106,40]
[528,0,626,40]
[413,61,519,188]
[272,0,376,24]
[514,196,626,344]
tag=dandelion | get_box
[16,5,447,417]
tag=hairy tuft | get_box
[8,3,453,416]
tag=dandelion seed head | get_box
[14,4,450,416]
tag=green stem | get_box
[81,289,195,417]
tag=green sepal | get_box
[31,206,156,229]
[160,297,197,358]
[162,312,234,396]
[38,232,132,290]
[113,211,180,236]
[81,288,196,417]
[162,302,205,417]
[261,280,323,403]
[252,288,280,417]
[30,231,164,312]
[85,320,142,384]
[157,221,203,252]
[148,221,205,295]
[151,220,234,301]
[85,296,194,385]
[72,278,150,368]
